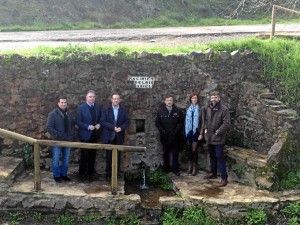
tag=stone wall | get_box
[0,50,295,172]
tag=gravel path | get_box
[0,24,299,50]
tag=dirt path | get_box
[0,24,300,50]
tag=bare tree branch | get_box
[225,0,300,19]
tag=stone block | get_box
[231,50,241,60]
[190,51,205,61]
[218,51,230,60]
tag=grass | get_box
[0,16,299,32]
[206,37,300,108]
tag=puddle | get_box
[189,186,224,197]
[84,184,111,194]
[125,182,175,208]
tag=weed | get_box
[245,208,268,225]
[221,217,243,225]
[9,212,23,225]
[148,169,172,190]
[287,216,299,225]
[235,164,246,178]
[55,214,75,225]
[161,207,181,225]
[23,143,34,168]
[125,171,142,181]
[120,214,141,225]
[181,207,218,225]
[281,202,300,219]
[105,216,116,225]
[77,214,104,222]
[33,211,43,221]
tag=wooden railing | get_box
[0,128,145,195]
[271,5,300,39]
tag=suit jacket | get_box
[100,104,129,144]
[75,103,101,141]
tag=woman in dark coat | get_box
[184,92,202,176]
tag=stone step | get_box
[161,172,300,220]
[0,156,25,191]
[225,147,271,189]
[269,104,287,111]
[259,92,275,100]
[275,109,297,117]
[2,169,140,216]
[0,164,299,221]
[264,99,283,105]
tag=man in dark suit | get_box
[75,90,101,182]
[100,93,129,178]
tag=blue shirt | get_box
[113,105,119,122]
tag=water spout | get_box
[140,167,149,190]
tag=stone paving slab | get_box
[160,171,300,218]
[11,170,123,197]
[0,156,24,178]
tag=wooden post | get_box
[270,5,300,40]
[34,143,41,191]
[111,148,118,195]
[270,5,276,40]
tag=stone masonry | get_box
[0,49,298,176]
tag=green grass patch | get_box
[0,16,299,32]
[206,37,300,108]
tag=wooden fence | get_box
[0,128,145,195]
[271,5,300,39]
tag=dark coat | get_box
[75,103,101,141]
[155,104,183,145]
[46,108,73,141]
[202,101,230,145]
[100,105,129,144]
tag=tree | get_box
[225,0,300,19]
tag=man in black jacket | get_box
[155,95,183,176]
[46,97,73,183]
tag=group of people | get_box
[46,89,230,187]
[155,91,230,187]
[46,90,128,183]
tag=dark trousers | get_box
[162,144,179,173]
[79,132,98,177]
[105,137,121,174]
[208,144,228,179]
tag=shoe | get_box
[163,166,171,173]
[79,175,86,182]
[203,173,217,179]
[219,179,228,187]
[187,161,192,174]
[88,176,94,182]
[54,177,62,183]
[61,176,71,182]
[191,163,198,176]
[173,171,180,176]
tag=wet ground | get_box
[125,181,175,208]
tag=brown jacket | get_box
[201,101,230,145]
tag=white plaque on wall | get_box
[128,76,160,88]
